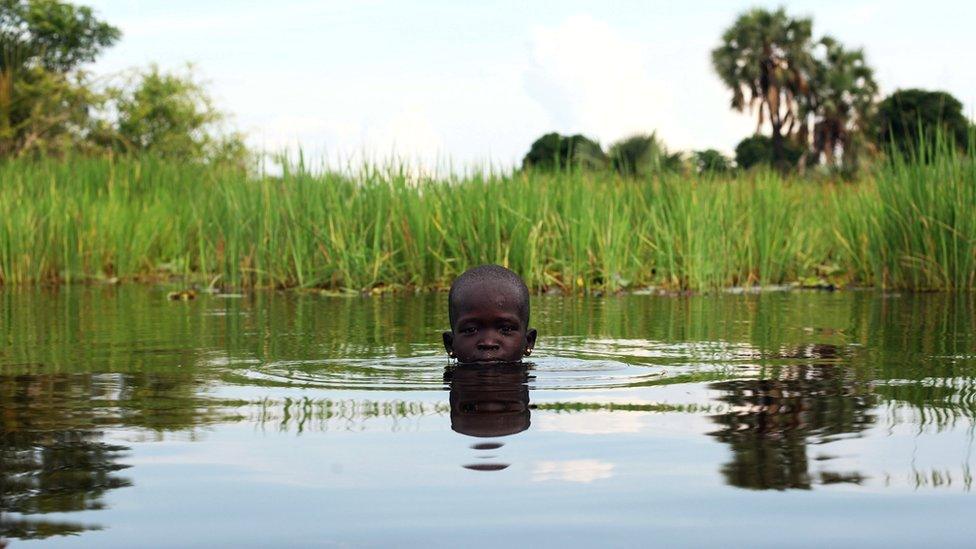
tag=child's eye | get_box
[500,326,515,334]
[460,326,477,334]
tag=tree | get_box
[0,2,247,163]
[875,89,971,158]
[103,65,215,158]
[0,0,120,72]
[735,134,802,170]
[801,36,878,170]
[88,64,247,165]
[4,65,101,156]
[608,132,684,177]
[712,8,815,169]
[0,0,119,155]
[693,149,733,174]
[521,132,608,171]
[0,0,122,74]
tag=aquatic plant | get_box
[0,144,973,292]
[835,136,976,289]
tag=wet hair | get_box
[448,264,530,329]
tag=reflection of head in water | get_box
[445,363,532,437]
[443,265,537,364]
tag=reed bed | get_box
[0,149,973,292]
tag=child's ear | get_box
[442,331,454,356]
[525,328,538,352]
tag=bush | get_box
[735,135,803,170]
[521,132,608,171]
[693,149,733,174]
[91,65,248,166]
[875,89,971,159]
[609,133,684,177]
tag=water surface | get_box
[2,288,976,547]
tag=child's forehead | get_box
[459,278,513,292]
[453,283,523,311]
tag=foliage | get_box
[608,133,684,177]
[2,147,975,292]
[0,155,823,291]
[802,36,878,170]
[0,2,245,164]
[0,0,119,72]
[835,137,976,289]
[0,65,102,156]
[93,64,247,165]
[521,132,608,171]
[713,8,886,174]
[0,0,118,156]
[875,89,971,159]
[693,149,733,174]
[735,135,802,170]
[711,8,815,169]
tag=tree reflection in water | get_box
[0,368,228,541]
[0,374,131,540]
[708,344,876,490]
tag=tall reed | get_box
[834,136,976,289]
[0,148,973,292]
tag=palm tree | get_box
[711,8,815,169]
[608,132,684,177]
[803,36,878,169]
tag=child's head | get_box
[443,264,537,364]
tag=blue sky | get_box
[86,0,976,170]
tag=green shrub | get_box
[521,133,608,171]
[875,89,971,159]
[608,133,684,177]
[735,135,803,170]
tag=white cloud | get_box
[523,15,683,149]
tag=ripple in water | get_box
[215,338,759,391]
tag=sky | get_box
[85,0,976,171]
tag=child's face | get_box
[443,285,536,364]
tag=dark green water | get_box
[2,288,976,547]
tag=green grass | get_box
[1,149,974,292]
[835,145,976,290]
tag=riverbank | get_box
[1,153,974,292]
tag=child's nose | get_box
[477,335,500,349]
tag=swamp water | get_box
[2,288,976,547]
